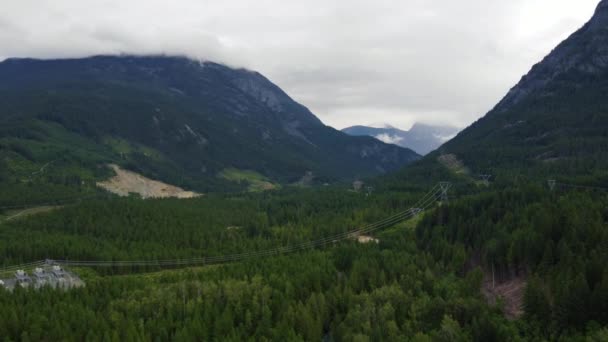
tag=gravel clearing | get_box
[97,164,201,199]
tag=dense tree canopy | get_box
[1,180,607,340]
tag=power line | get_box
[543,179,608,192]
[6,177,606,275]
[0,193,108,210]
[548,179,557,191]
[479,174,492,186]
[56,196,435,267]
[1,183,447,271]
[0,260,46,275]
[439,182,451,203]
[554,182,608,192]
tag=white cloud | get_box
[375,134,404,146]
[0,0,600,129]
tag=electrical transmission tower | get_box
[439,182,451,203]
[479,174,492,186]
[548,179,556,191]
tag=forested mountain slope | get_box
[352,0,608,340]
[426,0,608,182]
[371,1,608,338]
[0,56,419,194]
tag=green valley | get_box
[2,0,608,341]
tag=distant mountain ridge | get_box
[0,55,420,192]
[342,123,460,155]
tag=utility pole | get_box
[439,182,451,204]
[366,186,374,197]
[548,179,556,191]
[492,262,495,289]
[479,174,492,186]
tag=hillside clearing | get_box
[218,168,278,192]
[97,164,201,199]
[1,206,61,223]
[437,153,469,175]
[482,274,526,320]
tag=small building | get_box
[357,235,380,244]
[49,265,71,289]
[33,267,53,289]
[0,264,84,292]
[15,270,32,288]
[0,278,15,291]
[353,180,364,191]
[50,265,66,278]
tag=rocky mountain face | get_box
[0,56,419,192]
[342,123,460,155]
[494,0,608,114]
[432,0,608,179]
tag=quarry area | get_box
[97,164,201,199]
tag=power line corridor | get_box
[3,177,606,276]
[1,183,449,275]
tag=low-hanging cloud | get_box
[0,0,600,130]
[375,134,404,146]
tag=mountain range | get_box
[0,56,419,193]
[342,123,460,155]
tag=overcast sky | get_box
[0,0,601,130]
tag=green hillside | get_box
[0,56,419,196]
